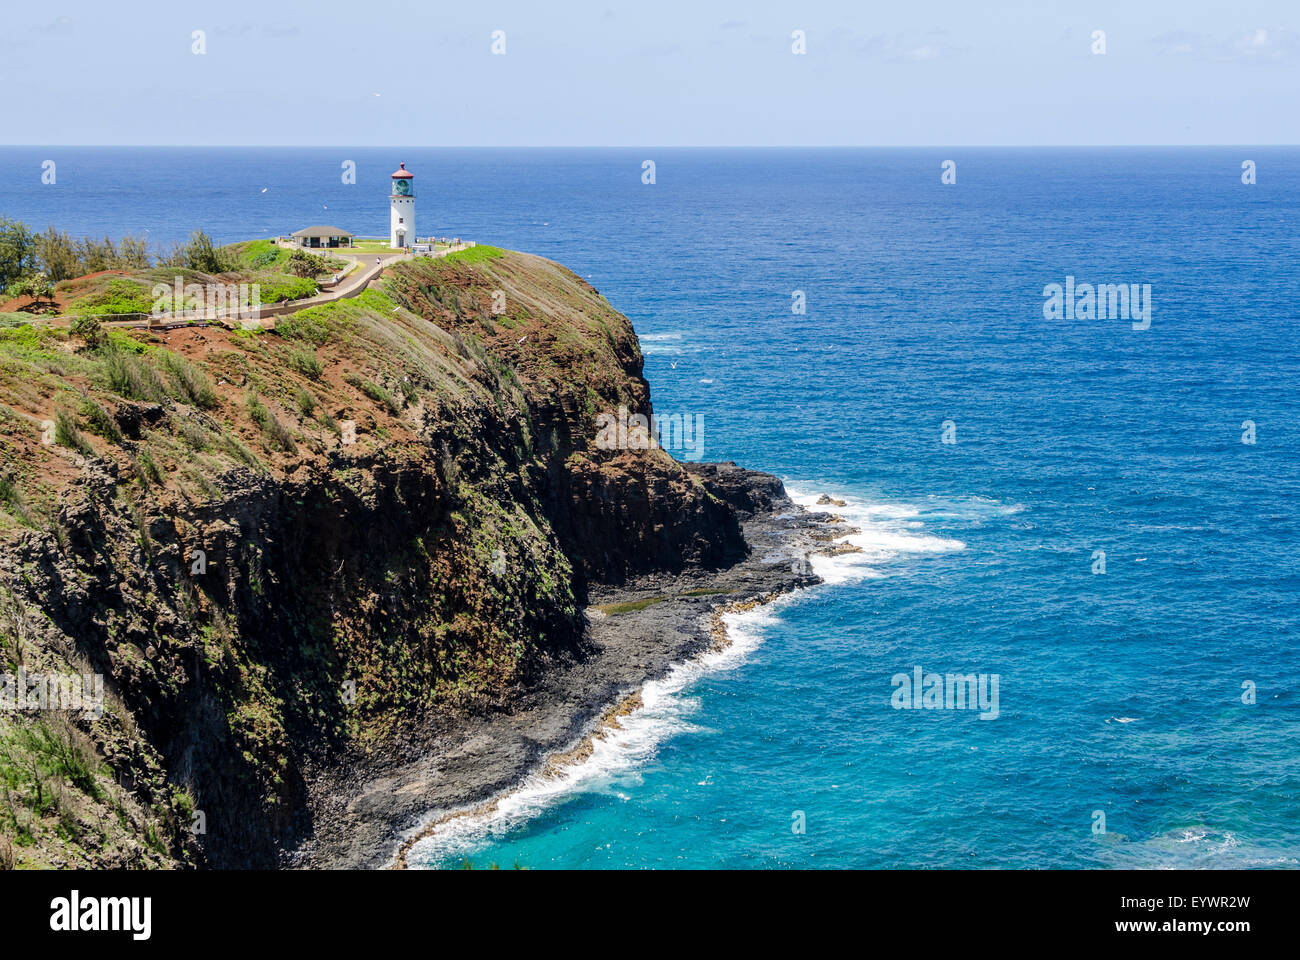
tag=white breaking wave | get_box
[404,484,1000,867]
[786,487,969,586]
[1098,826,1300,870]
[404,597,792,868]
[638,332,687,356]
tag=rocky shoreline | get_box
[285,463,846,870]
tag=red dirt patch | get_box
[0,269,133,314]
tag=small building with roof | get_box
[290,226,354,249]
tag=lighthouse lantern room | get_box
[389,162,416,248]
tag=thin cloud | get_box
[903,44,941,61]
[1225,27,1297,60]
[32,16,74,34]
[1151,30,1205,56]
[841,30,967,62]
[1151,26,1298,61]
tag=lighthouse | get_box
[389,162,415,248]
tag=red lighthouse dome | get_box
[391,162,414,179]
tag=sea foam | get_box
[404,594,797,867]
[786,487,969,586]
[406,486,982,867]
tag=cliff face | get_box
[383,253,747,582]
[0,247,745,868]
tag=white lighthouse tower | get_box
[389,162,416,248]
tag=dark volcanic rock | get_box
[287,465,822,870]
[685,460,789,519]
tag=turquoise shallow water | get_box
[4,147,1297,868]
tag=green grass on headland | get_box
[226,238,292,270]
[344,239,403,254]
[66,277,155,316]
[442,245,503,264]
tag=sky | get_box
[1,1,1297,146]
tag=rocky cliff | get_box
[0,246,752,868]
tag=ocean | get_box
[3,146,1297,868]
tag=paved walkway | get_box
[255,248,414,321]
[79,242,472,331]
[250,241,472,325]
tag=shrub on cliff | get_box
[70,314,104,347]
[342,371,400,414]
[0,469,30,526]
[293,386,316,416]
[99,342,167,403]
[286,347,323,380]
[79,397,123,445]
[288,249,330,279]
[157,349,218,409]
[246,391,296,453]
[53,410,93,456]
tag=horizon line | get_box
[0,143,1297,150]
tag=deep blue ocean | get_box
[3,147,1297,868]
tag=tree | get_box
[0,218,37,294]
[156,241,187,269]
[7,272,55,312]
[35,228,154,281]
[183,230,232,273]
[288,249,328,278]
[35,228,80,282]
[78,236,117,274]
[117,235,150,269]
